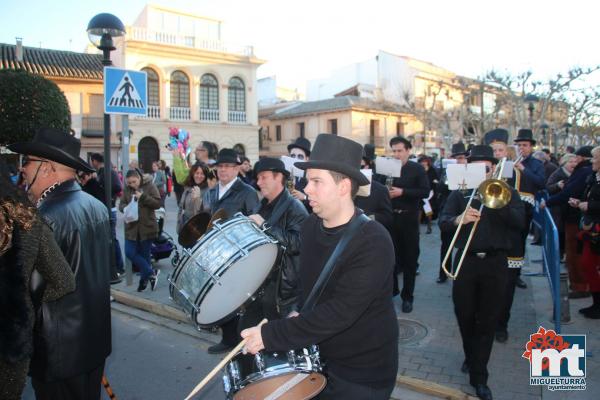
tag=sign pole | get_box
[121,115,133,286]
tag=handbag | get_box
[124,197,139,223]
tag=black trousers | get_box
[452,251,507,386]
[316,370,395,400]
[439,229,454,280]
[31,361,105,400]
[391,211,420,301]
[496,267,520,331]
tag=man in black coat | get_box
[356,153,393,230]
[242,134,398,400]
[10,129,112,400]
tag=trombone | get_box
[441,158,512,280]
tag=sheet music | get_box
[446,163,486,190]
[375,156,402,178]
[442,158,457,169]
[280,156,304,178]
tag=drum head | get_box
[178,212,211,248]
[195,242,278,325]
[234,372,326,400]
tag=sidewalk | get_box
[112,196,596,399]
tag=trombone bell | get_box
[478,179,512,209]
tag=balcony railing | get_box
[200,108,219,122]
[81,116,103,137]
[169,107,191,121]
[136,105,161,120]
[228,111,247,124]
[127,26,255,57]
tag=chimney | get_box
[15,37,23,62]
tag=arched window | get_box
[200,74,219,110]
[228,77,245,112]
[142,67,160,106]
[170,71,190,108]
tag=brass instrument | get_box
[441,158,512,280]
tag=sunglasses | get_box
[289,154,305,160]
[21,156,48,168]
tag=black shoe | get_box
[137,280,148,292]
[461,360,469,374]
[401,300,413,313]
[149,269,160,291]
[474,384,493,400]
[495,330,508,343]
[110,277,123,285]
[437,276,447,284]
[207,342,234,354]
[516,277,527,289]
[568,291,591,299]
[579,304,598,314]
[583,307,600,319]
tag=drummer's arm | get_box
[266,205,308,254]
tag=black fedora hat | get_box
[215,148,241,165]
[484,128,509,146]
[254,157,290,177]
[287,137,312,156]
[294,134,369,185]
[514,128,536,145]
[450,141,468,157]
[467,145,498,164]
[8,128,94,173]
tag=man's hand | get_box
[514,161,525,171]
[456,207,480,225]
[557,180,565,189]
[568,197,581,208]
[240,325,265,355]
[389,187,404,198]
[287,311,299,318]
[579,202,589,212]
[291,189,307,201]
[248,214,265,227]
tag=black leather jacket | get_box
[30,180,112,381]
[253,189,308,315]
[207,178,259,217]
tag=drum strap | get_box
[301,213,370,312]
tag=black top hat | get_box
[287,137,312,156]
[467,145,498,164]
[294,134,369,186]
[450,142,468,157]
[254,157,290,177]
[514,129,536,145]
[215,148,241,165]
[8,128,94,173]
[575,145,594,158]
[484,128,509,146]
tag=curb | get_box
[111,288,189,324]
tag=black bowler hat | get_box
[215,148,241,165]
[450,142,468,157]
[514,129,536,145]
[8,128,94,172]
[484,128,509,146]
[467,145,498,164]
[254,157,290,177]
[287,137,312,156]
[294,134,370,185]
[575,146,594,158]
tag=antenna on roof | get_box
[15,37,23,62]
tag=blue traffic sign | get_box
[104,67,148,115]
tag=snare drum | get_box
[223,346,326,400]
[169,214,279,328]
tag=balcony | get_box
[81,116,104,137]
[127,26,254,57]
[228,111,247,124]
[200,108,219,122]
[169,107,191,121]
[136,105,161,120]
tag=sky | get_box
[1,0,599,91]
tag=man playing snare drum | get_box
[242,134,399,399]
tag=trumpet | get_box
[441,157,512,280]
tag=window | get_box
[200,74,219,110]
[369,120,379,145]
[142,68,160,106]
[297,122,305,138]
[170,71,190,107]
[228,77,245,112]
[276,125,282,141]
[396,121,404,135]
[328,119,338,135]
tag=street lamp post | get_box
[539,122,549,148]
[524,94,539,132]
[562,122,572,151]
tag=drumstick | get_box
[184,319,268,400]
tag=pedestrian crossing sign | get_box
[104,67,148,115]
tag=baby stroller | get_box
[151,208,180,267]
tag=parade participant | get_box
[513,128,545,289]
[0,162,75,400]
[437,141,468,283]
[119,169,162,292]
[387,136,430,313]
[418,155,439,234]
[238,156,254,185]
[176,162,210,234]
[206,148,259,354]
[242,134,398,400]
[357,149,393,230]
[287,137,312,202]
[439,145,525,400]
[9,128,112,400]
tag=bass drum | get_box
[169,213,279,328]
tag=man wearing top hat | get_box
[205,148,260,354]
[437,141,469,283]
[287,137,312,204]
[242,134,399,399]
[439,145,525,400]
[9,128,112,400]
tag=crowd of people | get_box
[2,124,600,400]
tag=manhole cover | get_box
[397,318,428,346]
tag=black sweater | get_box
[385,161,430,212]
[261,211,398,387]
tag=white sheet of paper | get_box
[442,158,457,168]
[375,157,402,177]
[446,163,486,190]
[280,156,304,178]
[357,169,372,197]
[500,161,515,179]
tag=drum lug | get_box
[222,374,231,395]
[227,360,241,388]
[254,352,265,371]
[287,350,297,367]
